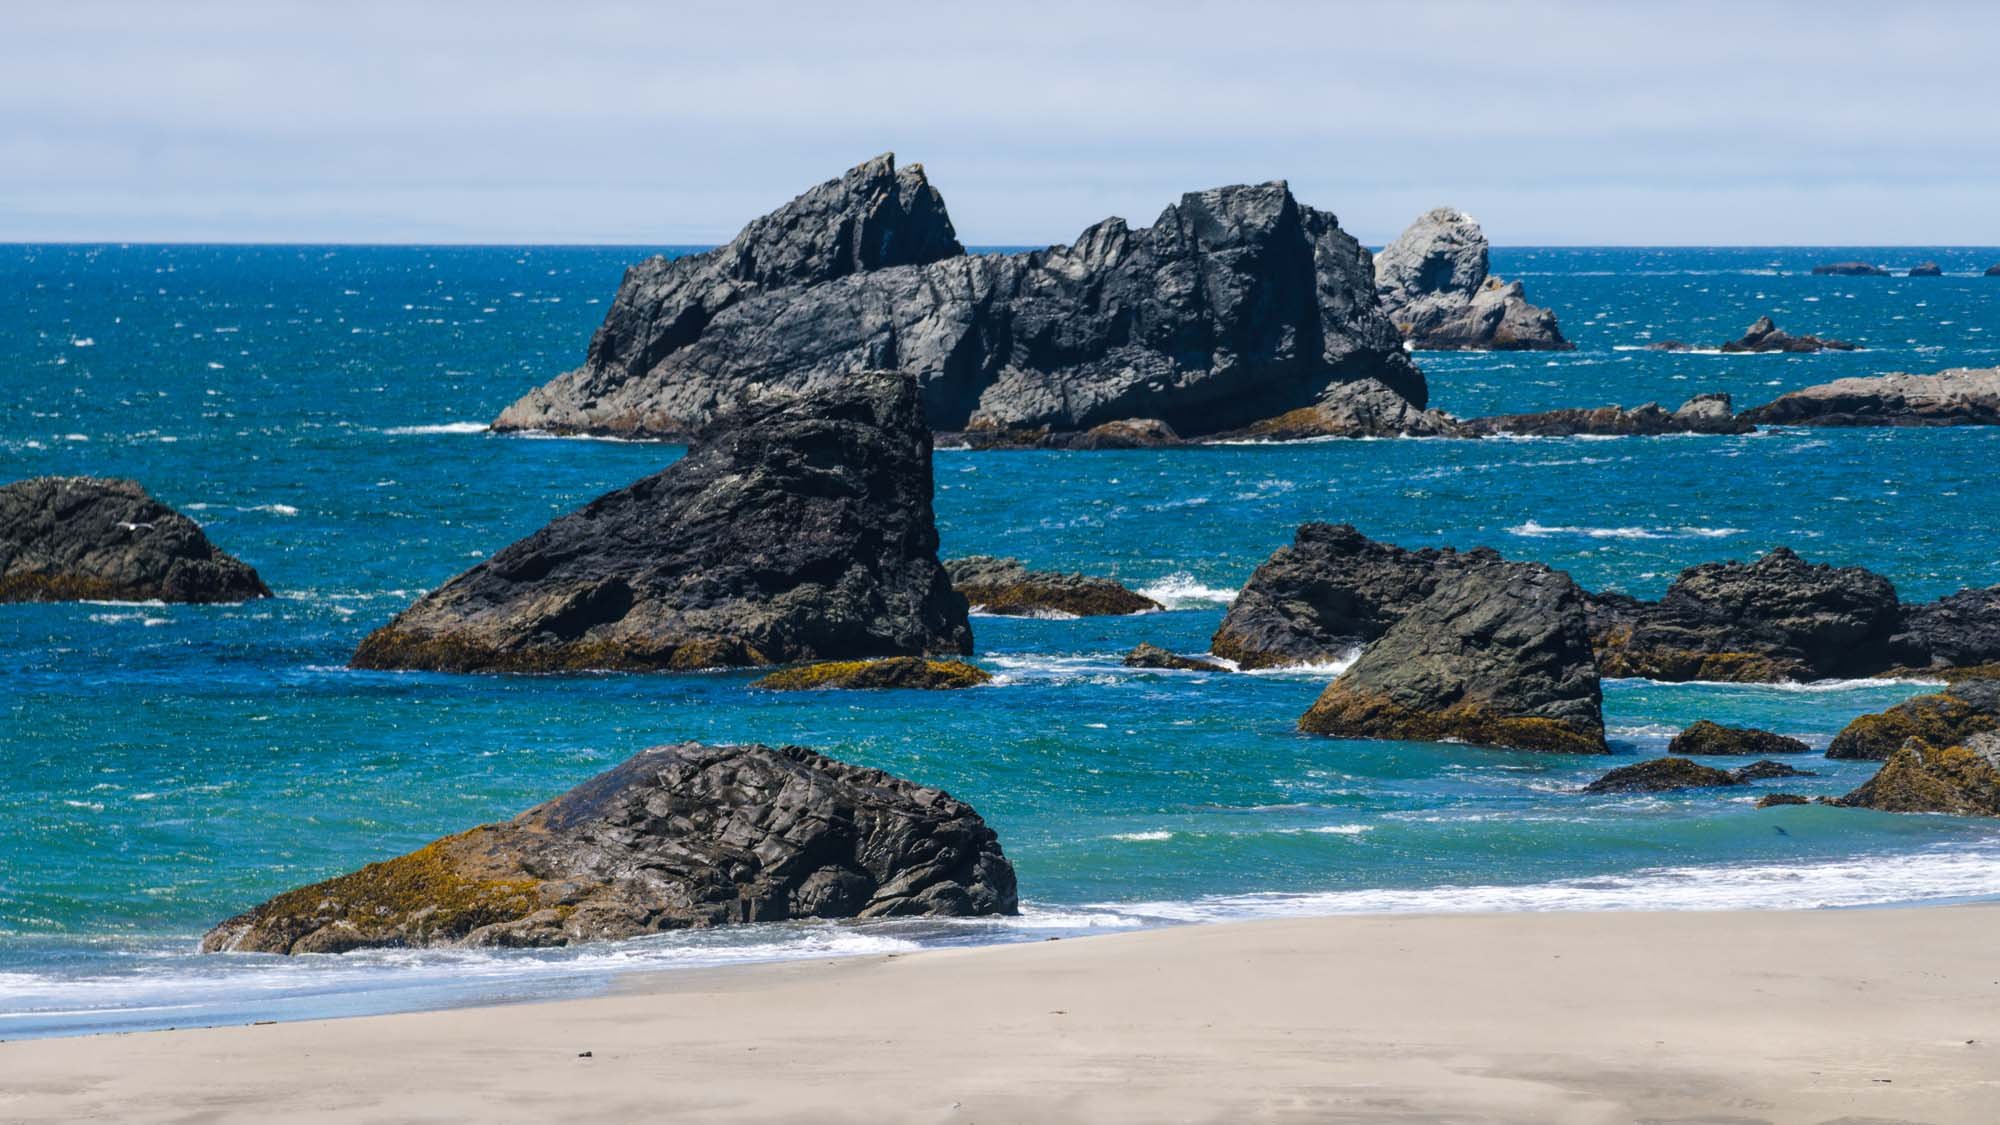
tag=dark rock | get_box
[201,741,1018,953]
[752,658,990,690]
[1211,378,1465,441]
[1667,720,1810,756]
[1374,208,1572,350]
[1462,393,1752,437]
[1907,262,1943,277]
[938,418,1188,451]
[496,155,1422,441]
[1835,731,2000,817]
[1730,759,1817,782]
[1298,556,1606,753]
[1583,757,1740,794]
[1122,643,1231,673]
[1894,585,2000,669]
[1811,261,1890,277]
[0,476,270,603]
[1742,368,2000,427]
[352,371,972,673]
[1987,264,2000,277]
[1826,679,2000,761]
[1717,316,1857,353]
[1755,793,1811,808]
[945,556,1159,617]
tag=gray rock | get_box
[1211,377,1465,440]
[352,371,971,673]
[1742,367,2000,427]
[1123,643,1231,673]
[1667,720,1811,756]
[1582,757,1740,794]
[944,556,1159,617]
[201,741,1018,954]
[1811,261,1890,276]
[1374,207,1571,350]
[1987,264,2000,278]
[938,417,1189,451]
[1717,316,1856,353]
[1894,586,2000,670]
[0,476,270,603]
[1907,262,1943,277]
[1462,393,1752,437]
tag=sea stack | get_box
[201,741,1019,954]
[353,371,972,673]
[1373,207,1571,350]
[0,476,270,603]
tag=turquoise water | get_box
[4,244,2000,1039]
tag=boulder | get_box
[1893,585,2000,670]
[1212,377,1466,440]
[945,556,1159,617]
[940,418,1189,451]
[1667,720,1810,756]
[1731,759,1817,782]
[752,658,991,690]
[1717,316,1856,353]
[1298,556,1606,753]
[201,741,1018,954]
[1373,208,1571,351]
[1907,262,1943,277]
[1582,757,1740,794]
[1742,368,2000,427]
[351,371,972,673]
[495,155,1422,441]
[1461,393,1752,437]
[1835,731,2000,817]
[1755,793,1811,808]
[1825,679,2000,761]
[1122,643,1231,673]
[0,476,270,603]
[1987,264,2000,278]
[1810,261,1890,276]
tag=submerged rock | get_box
[1716,316,1857,353]
[752,658,990,690]
[1836,731,2000,817]
[1462,393,1752,437]
[202,741,1018,954]
[1666,720,1810,756]
[1122,643,1231,673]
[352,371,971,673]
[1298,556,1606,753]
[945,556,1159,617]
[1825,679,2000,761]
[1374,208,1571,350]
[496,155,1421,441]
[0,476,270,603]
[1742,367,2000,427]
[1811,261,1890,276]
[1213,378,1465,440]
[1907,262,1943,278]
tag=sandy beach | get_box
[5,905,1997,1123]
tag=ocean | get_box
[4,243,1998,1039]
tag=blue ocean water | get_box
[4,243,1999,1039]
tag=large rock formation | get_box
[1826,679,2000,761]
[1298,557,1606,753]
[202,741,1018,954]
[1461,394,1752,437]
[1373,208,1571,351]
[1742,368,2000,427]
[1836,731,2000,817]
[1666,720,1810,756]
[0,477,270,603]
[495,155,1423,442]
[352,372,972,673]
[945,556,1159,616]
[1811,261,1889,277]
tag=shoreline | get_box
[6,904,1998,1123]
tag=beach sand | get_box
[5,905,1997,1123]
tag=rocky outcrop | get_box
[940,418,1190,450]
[1666,720,1810,756]
[945,556,1159,617]
[1582,756,1812,794]
[1723,316,1856,353]
[1756,793,1812,808]
[0,476,270,603]
[752,658,991,690]
[1741,368,2000,427]
[495,155,1422,442]
[1298,556,1605,753]
[1836,731,2000,817]
[352,372,971,673]
[1895,585,2000,670]
[1908,262,1943,278]
[1825,679,2000,761]
[201,741,1018,954]
[1461,393,1752,437]
[1811,261,1889,277]
[1987,264,2000,278]
[1733,759,1816,782]
[1212,377,1465,440]
[1373,208,1571,351]
[1123,643,1231,672]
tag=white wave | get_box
[969,606,1078,621]
[247,504,299,516]
[1135,572,1237,609]
[70,337,94,347]
[1110,830,1175,842]
[1232,650,1361,679]
[383,422,489,435]
[1507,520,1743,541]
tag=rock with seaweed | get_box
[1373,207,1571,350]
[1835,731,2000,817]
[1583,756,1812,794]
[1667,720,1810,756]
[0,476,270,603]
[752,658,990,690]
[1211,378,1466,440]
[945,556,1159,617]
[1825,679,2000,761]
[1122,643,1231,673]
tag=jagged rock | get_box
[1212,523,1487,669]
[1826,680,2000,761]
[1836,731,2000,817]
[1731,759,1816,782]
[939,418,1187,451]
[945,556,1159,617]
[352,372,971,673]
[1212,377,1465,440]
[1583,757,1740,793]
[201,741,1017,954]
[1374,208,1571,351]
[496,155,1421,441]
[1756,793,1812,808]
[1122,643,1231,673]
[1298,556,1605,753]
[1987,264,2000,277]
[752,658,990,690]
[1894,585,2000,669]
[1811,261,1890,276]
[1462,393,1752,437]
[1667,720,1810,756]
[1742,367,2000,427]
[1718,316,1857,353]
[0,476,270,603]
[1907,262,1943,277]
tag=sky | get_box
[5,1,1997,246]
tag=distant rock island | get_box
[1906,261,1942,277]
[1,476,270,603]
[1460,393,1751,437]
[1373,208,1571,351]
[1647,316,1857,354]
[1810,261,1889,277]
[1742,367,2000,426]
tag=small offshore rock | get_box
[1986,264,2000,277]
[1583,757,1740,794]
[1214,378,1464,441]
[1811,261,1890,276]
[1730,759,1817,782]
[1122,643,1231,673]
[1907,262,1943,277]
[1836,731,2000,817]
[1756,793,1811,808]
[752,658,991,690]
[1742,367,2000,427]
[1462,393,1751,437]
[1826,679,2000,761]
[1374,208,1572,350]
[1667,720,1810,756]
[945,556,1159,617]
[1717,316,1857,353]
[0,476,270,603]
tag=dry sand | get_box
[5,905,1998,1123]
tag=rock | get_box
[1907,262,1943,277]
[1894,585,2000,669]
[1212,378,1465,440]
[939,418,1188,451]
[1667,720,1810,756]
[1717,316,1857,353]
[1583,757,1741,794]
[1825,679,2000,761]
[0,476,271,603]
[1811,261,1890,276]
[352,371,972,673]
[201,741,1018,954]
[1756,793,1811,808]
[1742,367,2000,427]
[1462,393,1752,437]
[1730,759,1816,782]
[1592,547,1908,683]
[1122,643,1231,673]
[1298,556,1606,753]
[945,556,1159,617]
[1212,523,1487,669]
[752,658,990,690]
[1835,731,2000,817]
[1987,264,2000,278]
[496,155,1422,441]
[1373,208,1572,351]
